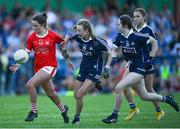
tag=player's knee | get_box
[76,92,83,100]
[74,92,77,99]
[146,88,155,93]
[26,81,34,90]
[139,94,150,101]
[115,86,122,94]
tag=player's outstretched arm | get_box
[61,33,71,48]
[66,58,74,72]
[9,63,21,73]
[102,47,113,79]
[149,36,158,58]
[10,49,30,73]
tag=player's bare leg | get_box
[145,74,164,120]
[102,72,143,124]
[123,69,140,120]
[25,69,51,122]
[134,80,179,112]
[72,80,83,124]
[124,88,140,120]
[42,79,69,123]
[72,79,94,124]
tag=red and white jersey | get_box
[26,29,63,72]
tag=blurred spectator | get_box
[84,6,95,19]
[11,1,22,20]
[160,60,171,92]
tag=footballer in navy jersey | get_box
[102,14,179,124]
[113,29,150,76]
[69,33,111,82]
[136,24,156,39]
[63,19,112,124]
[121,8,164,121]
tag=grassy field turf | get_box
[0,93,180,128]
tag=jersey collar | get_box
[135,23,147,32]
[36,30,49,38]
[81,37,92,42]
[122,29,133,38]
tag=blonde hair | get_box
[74,19,95,39]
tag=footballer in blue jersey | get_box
[123,8,164,121]
[113,29,151,76]
[62,19,112,124]
[102,14,179,124]
[135,23,156,74]
[68,33,111,82]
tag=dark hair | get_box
[76,19,95,39]
[134,8,148,22]
[119,14,133,29]
[32,12,47,28]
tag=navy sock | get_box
[113,109,118,115]
[162,95,171,103]
[155,107,161,112]
[75,114,80,118]
[129,103,136,109]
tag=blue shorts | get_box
[146,65,155,75]
[76,69,101,83]
[129,63,146,76]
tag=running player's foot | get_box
[61,105,69,123]
[72,115,80,124]
[155,110,165,120]
[124,108,140,120]
[102,113,118,124]
[165,95,179,112]
[25,111,38,122]
[95,82,102,91]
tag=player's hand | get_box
[102,67,110,79]
[9,63,21,73]
[150,56,155,64]
[62,48,69,59]
[66,59,74,72]
[145,57,154,70]
[64,33,71,42]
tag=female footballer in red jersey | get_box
[9,12,71,123]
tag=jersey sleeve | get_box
[26,33,34,52]
[54,33,64,44]
[112,33,121,47]
[96,37,110,52]
[68,33,79,40]
[138,34,150,45]
[137,34,151,62]
[148,28,157,40]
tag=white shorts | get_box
[42,66,57,77]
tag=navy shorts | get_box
[76,69,101,83]
[129,63,146,76]
[146,65,155,75]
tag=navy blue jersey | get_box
[135,24,157,74]
[135,23,156,51]
[69,34,110,72]
[135,24,156,39]
[113,29,149,64]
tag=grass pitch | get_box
[0,93,180,128]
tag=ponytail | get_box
[32,11,48,28]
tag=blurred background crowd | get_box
[0,0,179,96]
